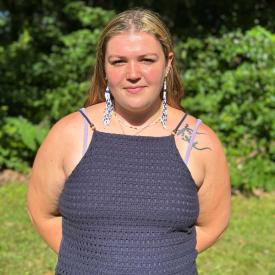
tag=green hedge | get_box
[0,4,274,190]
[0,116,49,173]
[176,26,275,191]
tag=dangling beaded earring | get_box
[103,85,113,126]
[161,78,167,128]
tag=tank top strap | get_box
[79,108,95,157]
[79,108,95,128]
[171,112,188,135]
[184,119,202,164]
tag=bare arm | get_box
[195,126,231,253]
[27,118,70,254]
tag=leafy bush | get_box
[0,3,114,124]
[176,26,275,190]
[0,1,274,191]
[0,117,49,173]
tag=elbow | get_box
[217,221,230,241]
[217,212,230,239]
[27,207,35,225]
[26,202,39,230]
[26,188,39,227]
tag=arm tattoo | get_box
[176,124,211,151]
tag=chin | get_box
[124,104,149,113]
[115,95,161,114]
[118,99,149,112]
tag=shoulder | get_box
[42,103,105,164]
[195,120,226,160]
[186,116,229,185]
[171,107,223,155]
[170,107,228,184]
[30,108,90,185]
[186,114,226,165]
[45,102,104,143]
[37,102,105,162]
[193,118,222,152]
[44,111,83,149]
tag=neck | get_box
[113,100,162,126]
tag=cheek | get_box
[144,66,165,87]
[105,67,124,86]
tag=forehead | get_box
[105,31,164,56]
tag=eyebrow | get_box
[107,53,159,59]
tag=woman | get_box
[27,8,231,274]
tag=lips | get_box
[125,86,145,94]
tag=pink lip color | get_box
[125,87,144,94]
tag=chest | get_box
[63,131,204,189]
[59,131,199,229]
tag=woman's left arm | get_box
[195,127,231,253]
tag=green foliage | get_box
[0,3,114,123]
[0,1,274,191]
[0,117,49,173]
[176,26,275,190]
[42,82,89,121]
[64,2,114,28]
[0,4,114,173]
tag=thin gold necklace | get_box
[114,108,162,136]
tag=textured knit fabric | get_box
[55,114,200,275]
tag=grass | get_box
[197,193,275,275]
[0,183,57,275]
[0,182,274,275]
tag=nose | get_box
[126,61,141,83]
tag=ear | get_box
[166,52,174,76]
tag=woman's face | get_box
[105,31,173,114]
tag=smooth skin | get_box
[27,30,231,255]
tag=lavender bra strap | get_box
[184,119,202,164]
[79,107,90,157]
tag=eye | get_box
[111,59,125,65]
[141,58,155,64]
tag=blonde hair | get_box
[84,8,184,109]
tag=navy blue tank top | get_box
[55,108,201,275]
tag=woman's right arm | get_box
[27,118,69,254]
